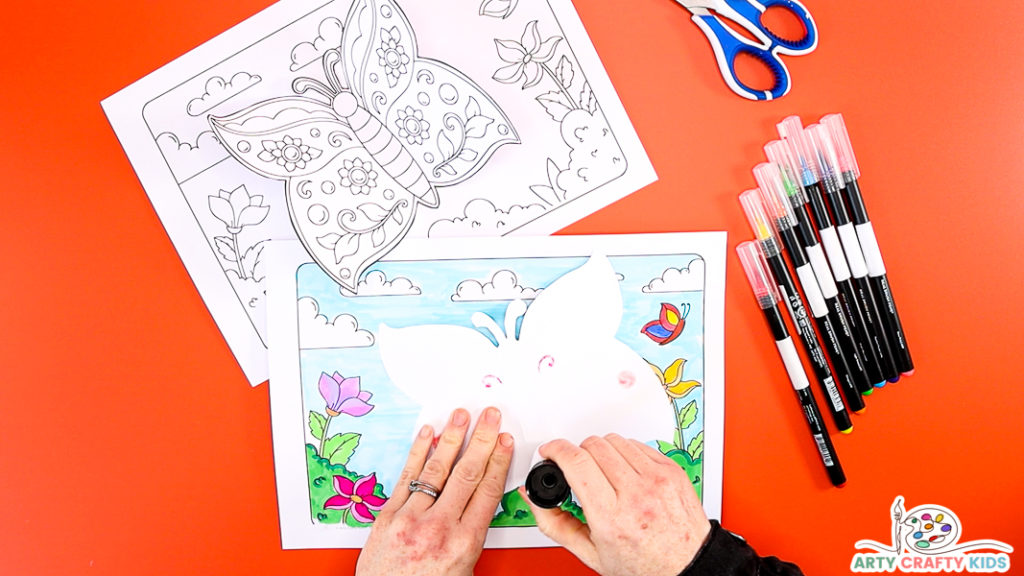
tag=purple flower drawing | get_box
[319,372,374,417]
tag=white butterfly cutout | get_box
[378,255,676,491]
[210,0,519,291]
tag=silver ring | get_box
[408,479,440,499]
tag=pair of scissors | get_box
[673,0,818,100]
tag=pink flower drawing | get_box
[319,372,374,417]
[324,473,387,523]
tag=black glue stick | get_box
[525,459,570,509]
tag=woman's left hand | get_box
[355,407,514,576]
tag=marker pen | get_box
[821,113,914,376]
[739,189,852,433]
[771,124,888,387]
[770,121,875,395]
[805,123,899,382]
[737,241,847,487]
[753,164,866,413]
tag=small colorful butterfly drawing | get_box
[641,302,690,345]
[209,0,520,292]
[378,255,675,491]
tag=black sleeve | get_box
[679,520,805,576]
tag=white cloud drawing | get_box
[155,131,228,182]
[428,199,546,237]
[452,270,540,302]
[290,17,344,71]
[297,296,375,348]
[186,72,262,116]
[341,271,422,297]
[642,258,705,293]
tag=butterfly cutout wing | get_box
[342,0,520,187]
[517,255,676,444]
[377,322,533,488]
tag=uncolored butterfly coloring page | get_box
[103,0,656,385]
[266,232,726,548]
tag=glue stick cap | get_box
[805,123,843,193]
[821,113,861,181]
[739,188,777,242]
[525,459,570,509]
[753,163,798,230]
[764,140,808,205]
[776,116,820,187]
[737,241,779,310]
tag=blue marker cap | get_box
[777,116,820,187]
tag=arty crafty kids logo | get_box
[851,497,1013,573]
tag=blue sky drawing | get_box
[297,254,706,494]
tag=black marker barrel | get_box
[770,123,875,394]
[763,194,865,413]
[822,114,914,375]
[755,163,868,409]
[741,190,852,431]
[737,241,847,488]
[805,123,898,382]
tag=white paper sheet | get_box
[267,232,725,548]
[103,0,657,385]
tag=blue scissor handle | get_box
[726,0,817,54]
[691,13,791,100]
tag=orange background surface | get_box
[2,1,1023,574]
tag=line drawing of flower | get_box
[257,135,322,172]
[319,371,374,417]
[394,106,431,145]
[376,28,411,87]
[209,185,270,280]
[324,473,387,524]
[493,21,562,89]
[338,159,379,195]
[209,185,270,234]
[479,0,519,19]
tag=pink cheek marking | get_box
[482,375,502,389]
[538,355,555,372]
[618,371,636,388]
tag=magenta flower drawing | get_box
[319,372,374,417]
[324,473,387,523]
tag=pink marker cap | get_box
[737,241,780,310]
[821,113,862,179]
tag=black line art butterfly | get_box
[210,0,520,291]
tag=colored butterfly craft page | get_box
[210,0,519,291]
[378,254,676,490]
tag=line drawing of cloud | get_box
[155,131,228,183]
[290,17,344,71]
[451,269,540,302]
[297,296,375,348]
[642,258,705,293]
[340,271,422,297]
[428,199,546,238]
[186,72,262,116]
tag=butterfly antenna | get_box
[472,312,505,347]
[292,77,335,103]
[505,300,527,341]
[322,49,346,93]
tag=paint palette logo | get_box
[902,505,959,553]
[852,496,1013,573]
